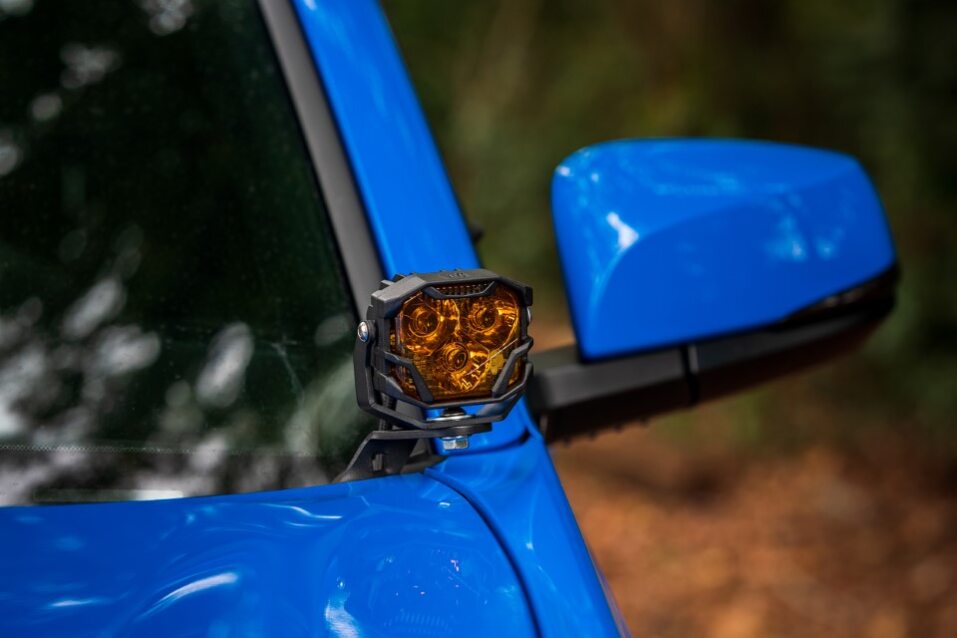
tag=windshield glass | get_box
[0,0,375,504]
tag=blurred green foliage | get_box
[384,0,957,453]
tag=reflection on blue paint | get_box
[430,431,630,637]
[292,0,527,453]
[552,139,896,359]
[0,475,536,637]
[0,2,627,637]
[291,0,475,277]
[292,2,628,634]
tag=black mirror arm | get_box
[528,295,894,443]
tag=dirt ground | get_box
[552,422,957,637]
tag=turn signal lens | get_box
[393,284,523,400]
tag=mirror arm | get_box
[527,344,690,443]
[528,291,894,443]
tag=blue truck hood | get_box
[0,474,535,637]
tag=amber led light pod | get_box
[354,269,533,431]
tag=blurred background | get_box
[383,0,957,635]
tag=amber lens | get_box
[393,284,523,401]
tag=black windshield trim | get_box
[257,0,383,318]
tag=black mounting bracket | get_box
[334,421,490,483]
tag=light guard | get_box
[354,269,533,432]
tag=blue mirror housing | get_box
[552,139,897,360]
[530,139,898,441]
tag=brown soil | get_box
[552,424,957,637]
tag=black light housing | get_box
[338,269,533,482]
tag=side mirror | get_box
[529,139,897,441]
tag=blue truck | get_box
[0,1,896,636]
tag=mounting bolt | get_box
[357,321,370,342]
[440,435,469,451]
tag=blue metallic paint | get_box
[0,2,626,637]
[0,475,536,637]
[293,0,626,634]
[427,430,628,637]
[290,0,476,276]
[291,0,525,451]
[552,139,896,359]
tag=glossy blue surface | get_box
[292,0,525,451]
[294,1,625,633]
[429,431,629,638]
[553,139,897,359]
[0,475,536,637]
[291,0,476,277]
[0,3,626,637]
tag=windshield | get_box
[0,0,375,504]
